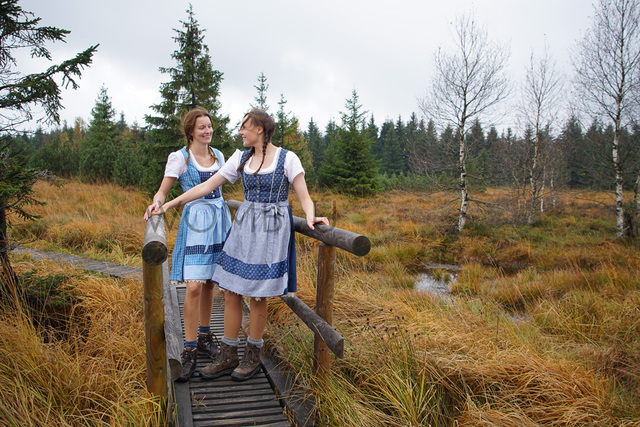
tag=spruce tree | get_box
[305,118,325,183]
[252,72,269,111]
[0,0,96,286]
[144,4,231,191]
[79,86,118,182]
[320,90,378,196]
[273,95,312,174]
[393,116,410,174]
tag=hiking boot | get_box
[197,331,220,360]
[231,343,262,382]
[176,347,197,383]
[199,342,239,380]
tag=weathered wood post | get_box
[313,243,336,382]
[142,215,169,398]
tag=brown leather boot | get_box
[199,342,238,380]
[231,343,262,381]
[197,331,220,360]
[176,347,197,383]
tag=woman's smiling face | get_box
[192,115,213,145]
[239,115,263,147]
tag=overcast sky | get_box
[18,0,593,135]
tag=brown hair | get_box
[237,108,275,175]
[182,107,216,165]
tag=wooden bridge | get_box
[144,200,370,426]
[20,199,370,426]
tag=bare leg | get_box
[199,280,215,328]
[182,280,203,343]
[223,291,244,339]
[249,298,268,340]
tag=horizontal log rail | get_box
[280,293,344,358]
[226,199,371,256]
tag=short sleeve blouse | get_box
[164,149,225,178]
[218,147,304,184]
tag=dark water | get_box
[415,264,461,297]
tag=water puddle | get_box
[415,264,461,298]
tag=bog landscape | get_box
[2,180,638,425]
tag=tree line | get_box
[9,96,640,194]
[3,0,640,248]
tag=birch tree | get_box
[420,12,509,231]
[520,46,563,224]
[574,0,640,238]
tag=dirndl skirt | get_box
[170,197,232,283]
[213,200,297,298]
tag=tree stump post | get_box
[313,243,336,384]
[142,215,169,399]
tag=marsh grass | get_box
[8,180,640,425]
[0,256,162,426]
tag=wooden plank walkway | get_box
[173,287,291,427]
[12,247,292,427]
[12,246,143,281]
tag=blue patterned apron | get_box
[212,148,297,297]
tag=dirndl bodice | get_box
[170,147,232,283]
[212,148,297,297]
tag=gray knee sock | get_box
[247,337,264,348]
[222,336,239,347]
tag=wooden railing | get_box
[141,199,371,400]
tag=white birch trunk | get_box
[540,165,546,213]
[458,130,468,232]
[527,132,540,224]
[612,130,625,238]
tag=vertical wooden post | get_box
[313,243,336,383]
[142,215,169,399]
[143,261,168,399]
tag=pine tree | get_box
[273,95,312,173]
[144,4,231,191]
[0,0,96,286]
[560,116,585,188]
[393,116,410,174]
[466,119,490,187]
[305,118,325,183]
[320,90,378,195]
[252,72,269,111]
[79,86,118,182]
[485,126,500,185]
[375,119,408,175]
[113,123,146,188]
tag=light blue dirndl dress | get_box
[212,148,297,298]
[170,147,232,284]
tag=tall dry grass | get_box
[8,180,640,425]
[0,255,162,426]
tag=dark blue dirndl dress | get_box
[212,148,297,298]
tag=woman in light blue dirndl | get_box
[147,109,329,382]
[144,107,231,382]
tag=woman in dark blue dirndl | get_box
[144,107,231,382]
[147,109,329,381]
